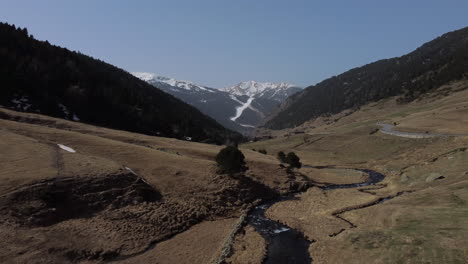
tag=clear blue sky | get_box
[2,0,467,88]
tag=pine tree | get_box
[286,152,301,169]
[215,146,246,173]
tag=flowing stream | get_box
[246,166,386,264]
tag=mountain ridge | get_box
[264,26,468,129]
[221,80,299,99]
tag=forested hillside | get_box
[0,22,240,143]
[265,27,468,129]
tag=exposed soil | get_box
[0,171,279,262]
[1,172,160,227]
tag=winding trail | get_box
[378,123,467,138]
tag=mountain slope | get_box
[222,81,302,127]
[0,22,240,143]
[133,73,301,134]
[132,72,250,133]
[265,26,468,129]
[0,107,301,263]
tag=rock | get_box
[400,173,410,183]
[426,173,445,182]
[289,181,309,192]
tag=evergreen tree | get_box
[215,146,246,174]
[277,151,287,163]
[286,152,301,169]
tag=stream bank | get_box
[247,166,389,264]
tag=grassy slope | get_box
[0,108,298,263]
[242,83,468,263]
[265,27,468,130]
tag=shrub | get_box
[286,152,301,169]
[277,151,287,163]
[369,128,379,135]
[258,149,267,154]
[216,146,246,173]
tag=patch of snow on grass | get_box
[11,96,32,111]
[125,167,138,176]
[57,144,76,153]
[132,72,215,93]
[58,103,69,117]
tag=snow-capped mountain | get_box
[132,73,302,134]
[222,81,301,102]
[220,81,302,129]
[132,72,215,93]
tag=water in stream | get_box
[247,167,386,264]
[247,199,312,264]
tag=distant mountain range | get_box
[132,73,301,134]
[265,26,468,129]
[0,22,240,144]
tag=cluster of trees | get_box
[277,151,301,168]
[215,147,302,174]
[266,27,468,129]
[0,22,241,144]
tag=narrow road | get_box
[377,123,466,138]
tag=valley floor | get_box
[240,83,468,263]
[0,81,467,264]
[0,108,301,263]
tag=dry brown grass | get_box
[266,187,377,240]
[0,108,298,263]
[226,225,266,264]
[117,218,239,264]
[1,80,467,263]
[300,167,368,185]
[243,83,468,263]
